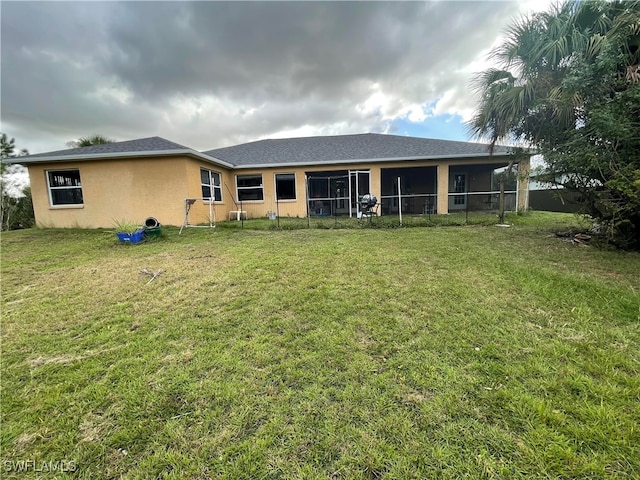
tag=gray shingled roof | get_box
[6,133,516,168]
[204,133,512,167]
[10,136,191,161]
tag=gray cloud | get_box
[2,1,523,153]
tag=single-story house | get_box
[5,133,531,228]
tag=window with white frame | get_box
[236,174,263,201]
[200,168,222,202]
[47,169,83,206]
[275,173,296,200]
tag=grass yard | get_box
[1,212,639,479]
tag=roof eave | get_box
[4,149,234,169]
[232,151,521,169]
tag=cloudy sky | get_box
[2,1,552,156]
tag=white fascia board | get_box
[5,149,234,169]
[232,152,519,169]
[193,152,234,168]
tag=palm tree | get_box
[469,0,639,147]
[66,134,115,148]
[468,0,639,225]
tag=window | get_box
[47,170,83,206]
[275,173,296,200]
[200,168,222,202]
[236,174,263,201]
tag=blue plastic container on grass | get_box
[116,230,145,244]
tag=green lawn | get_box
[2,212,639,479]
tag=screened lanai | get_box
[306,170,371,217]
[448,163,518,212]
[379,163,519,216]
[380,166,437,215]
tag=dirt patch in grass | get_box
[27,346,125,369]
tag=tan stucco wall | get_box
[222,164,382,219]
[517,156,531,212]
[182,156,524,220]
[28,156,193,228]
[437,164,450,215]
[223,157,506,218]
[182,160,234,224]
[26,154,530,228]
